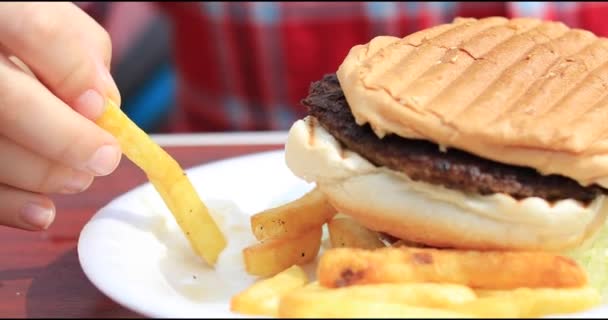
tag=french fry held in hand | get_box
[96,100,226,265]
[251,187,336,241]
[317,247,587,289]
[279,283,474,318]
[328,217,386,250]
[244,226,322,277]
[450,287,601,318]
[230,265,309,317]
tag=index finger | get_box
[0,2,119,119]
[0,55,120,176]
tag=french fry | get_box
[230,265,309,317]
[454,286,601,318]
[290,282,476,308]
[317,247,587,289]
[328,217,385,250]
[279,284,474,318]
[251,187,336,241]
[96,100,226,265]
[244,226,322,277]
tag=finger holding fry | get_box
[317,247,587,289]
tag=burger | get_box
[283,16,608,252]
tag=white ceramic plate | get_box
[78,150,608,318]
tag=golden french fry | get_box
[328,217,385,250]
[97,100,226,265]
[244,227,322,277]
[251,187,336,241]
[230,265,309,317]
[292,282,475,308]
[279,284,474,318]
[450,296,520,318]
[451,286,601,318]
[317,247,587,289]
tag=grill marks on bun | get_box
[338,17,608,188]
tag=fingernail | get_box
[96,61,120,106]
[74,89,105,119]
[62,171,94,194]
[87,145,121,176]
[20,202,55,230]
[104,69,120,101]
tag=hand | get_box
[0,2,121,231]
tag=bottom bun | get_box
[319,175,604,251]
[285,117,608,251]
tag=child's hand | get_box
[0,2,121,231]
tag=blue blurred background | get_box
[80,2,176,133]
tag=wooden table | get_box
[0,132,286,318]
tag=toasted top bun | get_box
[337,17,608,188]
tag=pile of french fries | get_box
[232,187,602,318]
[243,188,336,277]
[94,104,602,318]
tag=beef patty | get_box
[302,74,607,203]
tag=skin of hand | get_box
[0,2,121,231]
